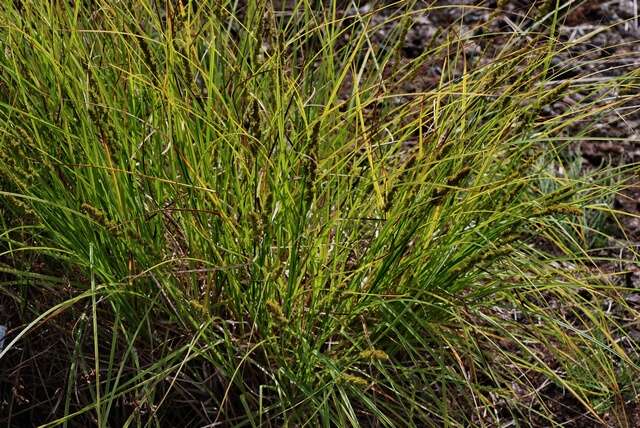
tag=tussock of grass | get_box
[1,1,639,426]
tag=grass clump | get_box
[1,1,639,426]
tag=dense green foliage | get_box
[1,1,639,426]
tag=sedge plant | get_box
[0,0,639,426]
